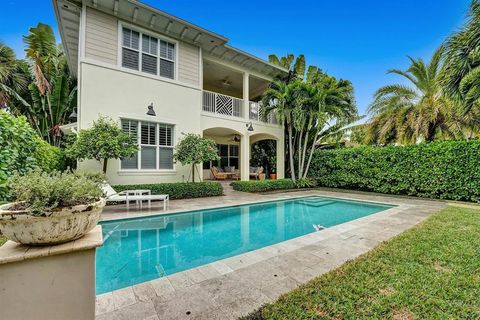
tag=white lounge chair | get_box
[102,184,169,210]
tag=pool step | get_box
[299,199,336,208]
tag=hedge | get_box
[113,181,223,200]
[0,111,63,200]
[308,140,480,202]
[231,179,296,192]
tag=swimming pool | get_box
[96,196,393,294]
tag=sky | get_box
[0,0,472,115]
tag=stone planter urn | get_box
[0,198,105,246]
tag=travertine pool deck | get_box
[96,187,446,320]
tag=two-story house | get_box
[53,0,287,184]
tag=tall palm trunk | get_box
[287,123,296,181]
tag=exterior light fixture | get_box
[68,109,77,122]
[246,122,254,132]
[146,103,156,116]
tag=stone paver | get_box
[96,188,446,319]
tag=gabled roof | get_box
[52,0,288,77]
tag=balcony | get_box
[202,90,243,118]
[249,101,277,125]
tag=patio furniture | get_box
[249,166,264,180]
[211,166,228,180]
[102,184,169,210]
[231,169,240,180]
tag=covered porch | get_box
[202,126,284,181]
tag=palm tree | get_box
[366,46,463,144]
[21,23,77,146]
[441,0,480,115]
[0,42,29,108]
[262,61,357,180]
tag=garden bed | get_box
[242,205,480,319]
[113,181,223,200]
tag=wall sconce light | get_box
[246,122,254,132]
[68,109,77,122]
[146,103,156,116]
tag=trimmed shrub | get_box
[113,181,223,200]
[231,179,296,192]
[309,140,480,202]
[33,137,63,172]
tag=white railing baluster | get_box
[202,90,243,118]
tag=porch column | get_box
[240,134,250,181]
[276,136,285,179]
[243,72,249,119]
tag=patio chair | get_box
[211,166,228,180]
[249,166,264,180]
[102,184,169,210]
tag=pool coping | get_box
[95,190,446,319]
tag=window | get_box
[203,144,239,170]
[122,28,140,70]
[121,119,174,170]
[121,27,175,79]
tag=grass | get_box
[242,205,480,319]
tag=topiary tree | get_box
[66,116,138,173]
[173,133,219,182]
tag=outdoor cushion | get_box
[225,166,235,173]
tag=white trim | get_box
[200,111,282,129]
[117,21,179,81]
[117,170,177,176]
[118,112,179,125]
[118,117,177,173]
[80,58,201,91]
[199,47,203,90]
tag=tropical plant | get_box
[66,116,138,173]
[250,140,276,175]
[442,0,480,116]
[1,24,77,147]
[366,46,464,144]
[0,42,29,108]
[173,133,220,182]
[263,56,357,180]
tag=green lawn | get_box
[243,205,480,319]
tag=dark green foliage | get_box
[309,140,480,202]
[113,182,223,200]
[231,179,297,192]
[9,169,103,215]
[66,116,138,173]
[0,111,62,200]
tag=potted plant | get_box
[270,162,277,180]
[0,170,105,245]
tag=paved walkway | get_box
[97,186,446,320]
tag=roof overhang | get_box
[52,0,288,78]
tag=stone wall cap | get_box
[0,225,103,265]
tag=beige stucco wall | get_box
[78,62,202,184]
[0,249,96,320]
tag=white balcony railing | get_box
[202,90,243,118]
[249,101,277,125]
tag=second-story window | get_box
[121,27,175,80]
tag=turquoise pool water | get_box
[96,196,393,294]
